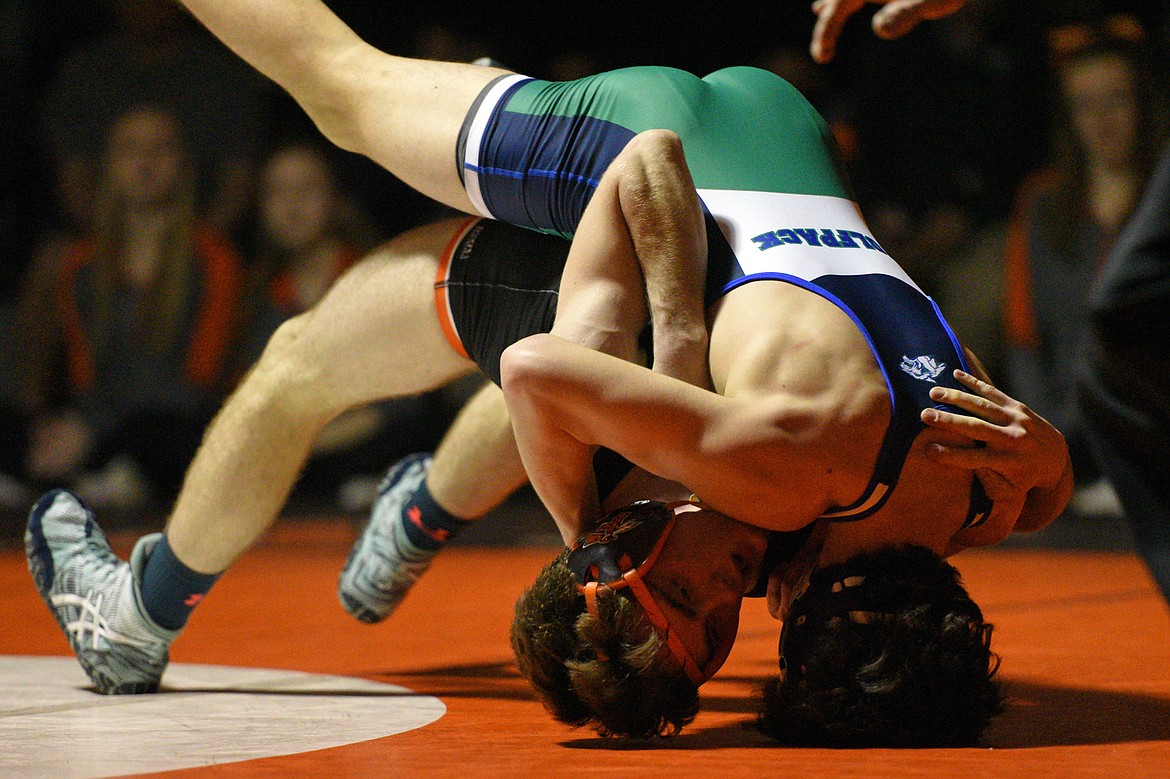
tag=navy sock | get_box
[139,534,220,630]
[399,480,474,552]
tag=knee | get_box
[246,314,332,415]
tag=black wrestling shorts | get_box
[434,216,638,496]
[434,217,572,386]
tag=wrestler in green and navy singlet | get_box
[448,66,990,526]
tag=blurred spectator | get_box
[234,139,380,368]
[18,105,243,509]
[2,2,113,305]
[829,0,1049,297]
[0,4,81,497]
[237,137,453,509]
[39,0,268,239]
[1002,15,1167,514]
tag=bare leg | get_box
[335,329,528,624]
[176,0,509,213]
[166,219,477,574]
[427,382,528,520]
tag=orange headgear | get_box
[566,500,719,686]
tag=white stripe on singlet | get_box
[460,74,532,221]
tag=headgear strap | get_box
[569,500,712,686]
[777,563,900,683]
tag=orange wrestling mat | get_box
[3,519,1170,778]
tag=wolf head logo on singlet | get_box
[900,355,947,383]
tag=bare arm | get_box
[810,0,969,63]
[505,130,711,535]
[500,334,822,536]
[553,129,710,386]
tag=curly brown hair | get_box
[759,544,1003,747]
[510,550,698,738]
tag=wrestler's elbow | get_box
[500,335,556,401]
[616,130,690,196]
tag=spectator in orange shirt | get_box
[22,105,243,508]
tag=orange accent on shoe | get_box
[407,505,450,543]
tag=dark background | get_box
[3,0,1168,297]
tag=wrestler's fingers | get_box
[810,0,867,63]
[871,0,928,39]
[926,385,1015,427]
[873,0,969,39]
[950,368,1018,408]
[923,0,970,19]
[920,407,1013,443]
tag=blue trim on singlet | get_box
[466,96,636,237]
[819,274,971,520]
[929,296,970,371]
[724,272,898,413]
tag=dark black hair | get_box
[759,544,1003,747]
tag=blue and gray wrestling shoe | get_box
[338,453,436,624]
[25,490,177,694]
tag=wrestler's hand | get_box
[810,0,969,63]
[920,369,1067,491]
[920,369,1074,531]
